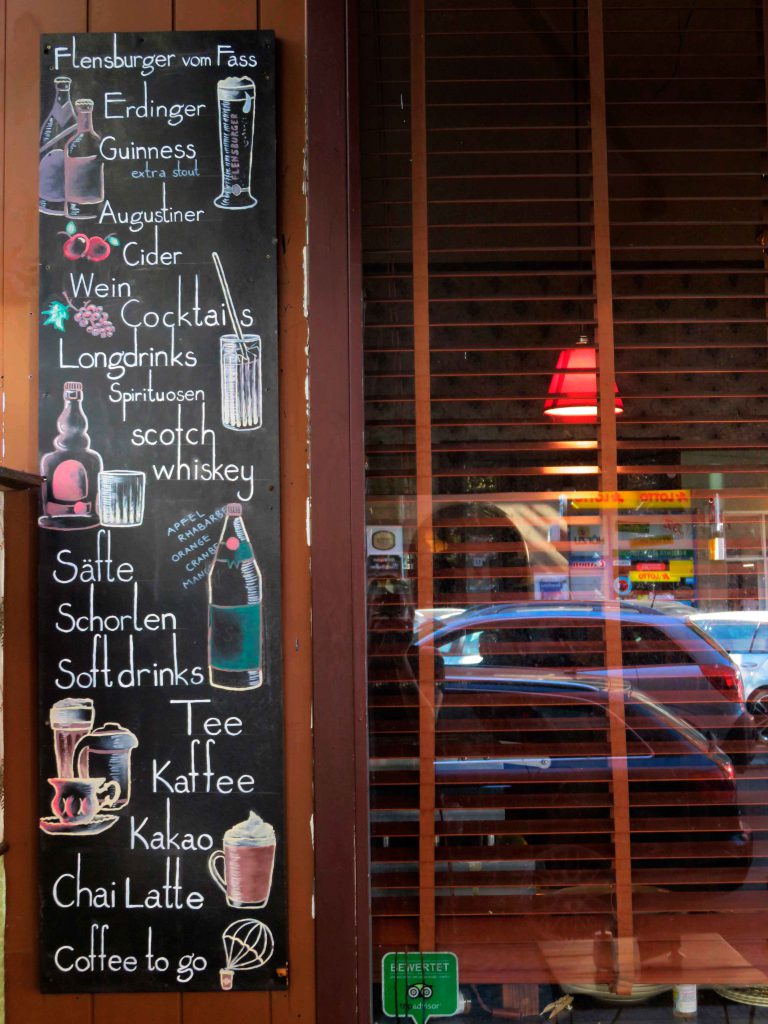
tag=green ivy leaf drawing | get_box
[41,301,70,332]
[65,221,77,236]
[107,235,121,246]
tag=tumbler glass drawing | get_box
[97,470,145,527]
[220,335,262,431]
[215,77,257,210]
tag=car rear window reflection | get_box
[620,624,695,666]
[698,621,757,653]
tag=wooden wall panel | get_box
[2,0,313,1021]
[89,0,172,31]
[173,0,256,30]
[255,0,316,1020]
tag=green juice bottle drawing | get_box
[208,502,263,690]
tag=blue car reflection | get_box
[418,602,754,756]
[370,672,753,896]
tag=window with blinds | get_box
[360,0,768,1014]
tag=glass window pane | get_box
[359,0,767,1016]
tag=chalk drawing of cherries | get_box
[59,222,120,262]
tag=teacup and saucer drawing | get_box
[40,776,121,837]
[39,813,119,836]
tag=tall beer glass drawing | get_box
[215,76,257,210]
[49,697,95,778]
[213,252,262,430]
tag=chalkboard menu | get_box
[37,32,284,993]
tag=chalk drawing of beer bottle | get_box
[39,76,76,215]
[64,99,104,220]
[39,381,103,530]
[208,503,263,690]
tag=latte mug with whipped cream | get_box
[208,812,276,909]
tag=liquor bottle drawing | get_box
[39,381,103,530]
[64,99,104,220]
[208,503,263,690]
[39,76,76,215]
[215,77,257,210]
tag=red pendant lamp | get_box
[544,334,623,424]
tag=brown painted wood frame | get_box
[307,2,371,1024]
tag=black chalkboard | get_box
[37,32,284,993]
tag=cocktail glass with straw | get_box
[213,251,262,431]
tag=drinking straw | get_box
[212,251,244,340]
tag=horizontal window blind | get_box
[361,0,768,997]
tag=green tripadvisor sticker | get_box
[382,952,460,1024]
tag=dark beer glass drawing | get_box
[215,76,257,210]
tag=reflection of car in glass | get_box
[690,612,768,715]
[418,602,754,749]
[369,674,752,898]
